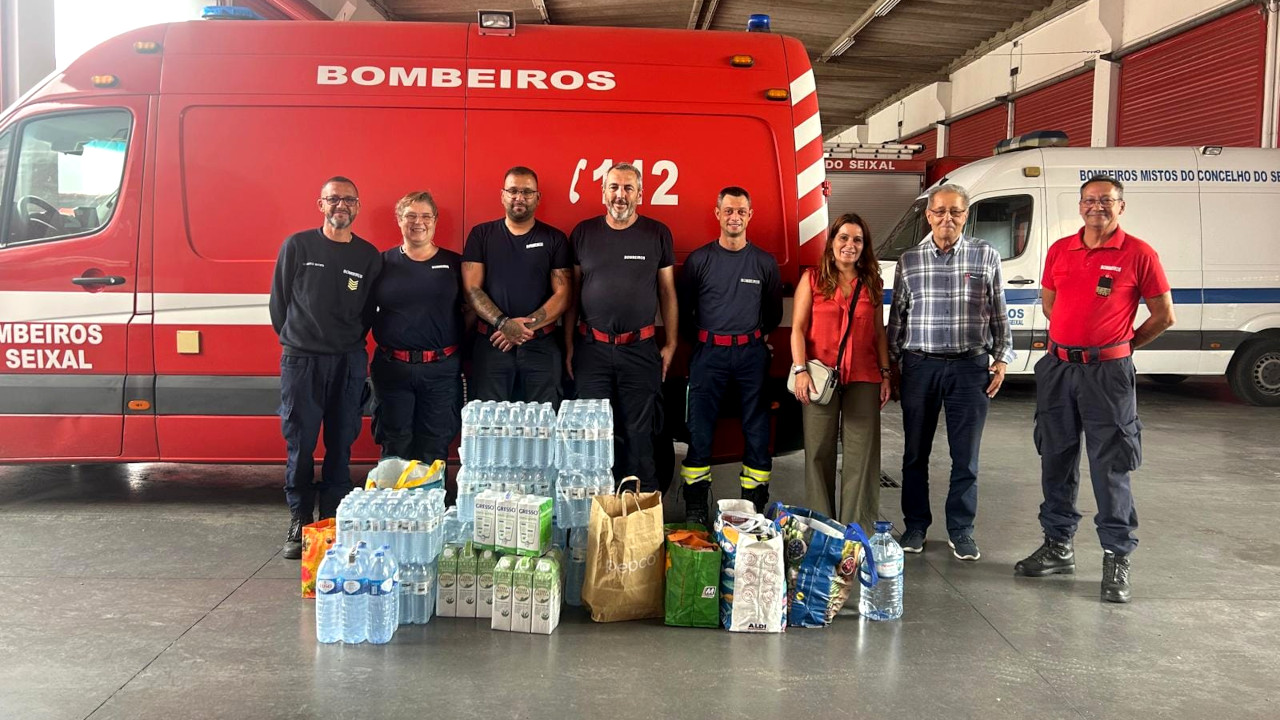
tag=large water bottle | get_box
[367,547,399,644]
[398,559,416,625]
[427,487,446,560]
[565,527,588,606]
[492,403,510,467]
[336,490,358,547]
[859,521,904,621]
[315,548,343,643]
[460,402,478,465]
[598,399,615,469]
[341,542,371,643]
[477,401,496,467]
[534,403,553,468]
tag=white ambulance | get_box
[877,140,1280,406]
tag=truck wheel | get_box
[1148,374,1188,385]
[1227,337,1280,407]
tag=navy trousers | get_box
[279,349,368,519]
[470,332,563,407]
[899,351,991,539]
[682,341,771,474]
[573,337,663,492]
[369,351,462,465]
[1033,354,1142,554]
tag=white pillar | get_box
[1091,59,1120,147]
[1262,2,1278,149]
[936,124,950,157]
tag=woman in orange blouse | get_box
[789,213,891,532]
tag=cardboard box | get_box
[517,495,553,557]
[436,544,459,617]
[475,549,498,619]
[531,554,562,635]
[511,556,536,633]
[456,542,478,618]
[495,493,521,554]
[473,490,499,550]
[490,555,516,631]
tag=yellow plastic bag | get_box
[365,458,443,490]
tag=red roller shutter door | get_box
[947,105,1008,157]
[1013,71,1094,146]
[1117,7,1266,147]
[900,128,936,160]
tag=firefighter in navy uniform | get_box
[565,163,679,493]
[463,166,572,405]
[269,176,383,560]
[678,187,782,524]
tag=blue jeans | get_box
[899,351,991,538]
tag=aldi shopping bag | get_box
[664,523,721,628]
[714,499,786,633]
[581,478,666,622]
[300,518,336,598]
[767,503,877,627]
[365,458,444,491]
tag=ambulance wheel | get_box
[1227,337,1280,407]
[1148,374,1188,385]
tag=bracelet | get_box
[793,367,808,375]
[496,315,510,328]
[879,367,891,377]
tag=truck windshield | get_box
[877,197,927,261]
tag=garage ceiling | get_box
[368,0,1090,138]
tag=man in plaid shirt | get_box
[887,183,1014,562]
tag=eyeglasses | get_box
[321,196,360,206]
[927,208,967,219]
[1080,197,1120,208]
[401,213,436,223]
[503,188,539,199]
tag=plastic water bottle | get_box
[565,527,587,606]
[315,549,343,643]
[460,402,478,465]
[859,521,904,621]
[341,542,371,643]
[367,547,399,644]
[477,401,496,467]
[598,400,615,469]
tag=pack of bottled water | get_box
[551,469,614,528]
[460,400,557,469]
[555,399,614,471]
[316,541,402,644]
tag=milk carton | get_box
[531,554,562,635]
[511,556,536,633]
[517,495,553,557]
[436,544,459,617]
[473,490,499,550]
[475,548,498,619]
[495,492,522,554]
[490,555,516,631]
[456,542,478,618]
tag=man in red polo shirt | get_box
[1014,175,1175,603]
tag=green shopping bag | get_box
[663,523,722,628]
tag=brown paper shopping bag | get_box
[581,477,666,622]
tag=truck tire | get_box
[1227,337,1280,407]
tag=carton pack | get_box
[473,490,499,550]
[532,554,562,635]
[517,495,553,557]
[476,549,498,619]
[436,544,460,617]
[456,541,478,618]
[511,556,536,633]
[491,555,516,631]
[495,492,522,554]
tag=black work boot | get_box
[741,484,770,514]
[682,481,712,528]
[282,515,304,560]
[1014,537,1075,577]
[1101,550,1132,603]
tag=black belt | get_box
[909,348,985,360]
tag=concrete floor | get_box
[2,377,1277,720]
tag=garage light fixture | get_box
[874,0,904,18]
[477,10,516,36]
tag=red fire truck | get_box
[0,18,828,465]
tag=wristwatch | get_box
[792,364,808,374]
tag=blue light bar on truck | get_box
[747,14,771,32]
[202,6,265,20]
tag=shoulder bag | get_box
[787,278,863,406]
